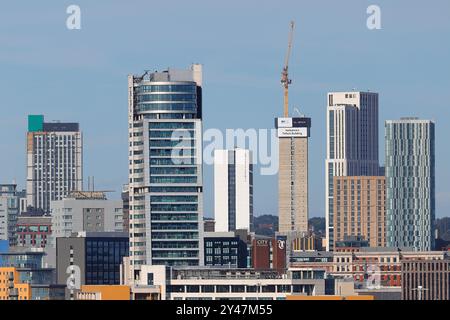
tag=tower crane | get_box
[281,21,295,117]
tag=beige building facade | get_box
[333,176,386,248]
[276,117,311,235]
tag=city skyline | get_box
[0,1,449,304]
[0,1,449,219]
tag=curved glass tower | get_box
[128,64,204,274]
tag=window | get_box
[147,273,154,286]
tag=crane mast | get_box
[281,21,295,117]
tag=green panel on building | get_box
[28,115,44,132]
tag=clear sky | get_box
[0,0,449,218]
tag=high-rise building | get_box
[275,117,311,235]
[325,92,380,251]
[26,115,83,214]
[0,184,19,247]
[121,184,130,233]
[333,176,386,248]
[385,118,435,251]
[214,148,253,232]
[128,64,204,272]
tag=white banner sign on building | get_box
[277,127,308,138]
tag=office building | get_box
[385,118,435,251]
[333,176,386,248]
[203,232,248,268]
[56,232,129,287]
[275,117,311,235]
[0,184,19,246]
[214,148,253,232]
[128,64,204,271]
[402,258,450,300]
[26,115,83,213]
[51,191,124,246]
[325,92,380,251]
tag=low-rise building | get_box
[56,232,129,291]
[402,258,450,300]
[204,231,248,268]
[0,249,65,300]
[291,232,324,251]
[50,191,124,247]
[332,248,446,287]
[16,215,52,249]
[290,251,334,273]
[76,285,130,300]
[123,264,333,300]
[251,235,287,273]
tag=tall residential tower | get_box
[26,115,83,214]
[214,148,253,232]
[325,92,379,251]
[385,118,435,251]
[128,64,204,276]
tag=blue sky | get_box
[0,1,449,218]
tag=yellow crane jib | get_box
[281,21,295,118]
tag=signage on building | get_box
[256,239,269,246]
[277,127,308,138]
[275,117,311,129]
[277,118,293,128]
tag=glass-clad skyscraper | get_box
[325,92,380,251]
[128,64,204,274]
[385,118,435,251]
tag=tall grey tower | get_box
[26,115,83,213]
[386,118,435,251]
[128,64,204,275]
[325,92,379,251]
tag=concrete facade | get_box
[51,191,124,247]
[26,115,83,213]
[214,148,253,233]
[276,117,311,235]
